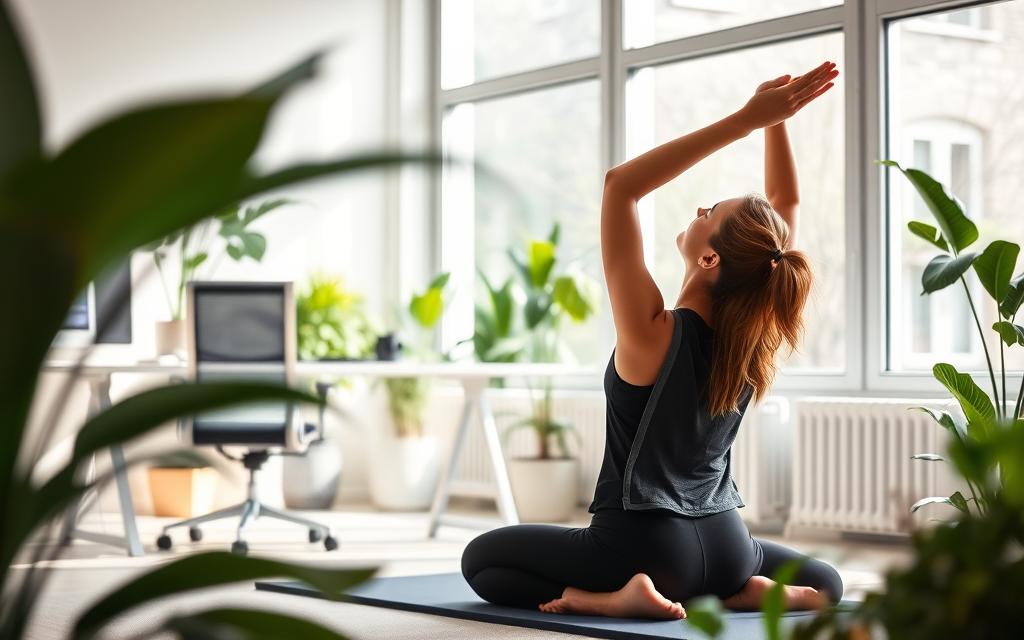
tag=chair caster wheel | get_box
[156,534,172,551]
[309,529,323,543]
[324,535,338,551]
[231,540,249,555]
[189,527,203,542]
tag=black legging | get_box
[461,508,843,609]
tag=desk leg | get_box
[426,379,520,537]
[426,383,476,538]
[478,388,519,526]
[64,376,144,557]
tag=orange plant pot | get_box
[147,467,218,518]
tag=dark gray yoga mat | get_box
[256,572,855,639]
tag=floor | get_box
[14,500,914,639]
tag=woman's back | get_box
[589,307,754,516]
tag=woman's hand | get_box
[737,61,838,130]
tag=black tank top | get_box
[588,307,754,517]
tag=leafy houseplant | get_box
[879,160,1024,520]
[0,2,440,635]
[296,273,380,361]
[502,222,598,521]
[145,199,295,321]
[147,450,217,518]
[370,273,450,510]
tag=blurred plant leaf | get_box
[999,272,1024,318]
[907,221,949,253]
[909,406,968,440]
[921,251,978,294]
[524,292,552,329]
[685,595,724,638]
[910,496,954,513]
[163,608,353,640]
[74,552,374,637]
[992,321,1024,347]
[528,240,556,288]
[0,2,41,177]
[880,160,978,252]
[932,363,996,425]
[428,271,450,290]
[763,559,803,640]
[911,453,945,462]
[973,240,1019,311]
[552,275,593,322]
[409,286,443,329]
[548,221,561,247]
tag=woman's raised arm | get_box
[601,61,838,348]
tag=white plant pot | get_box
[154,319,185,357]
[507,457,579,523]
[369,434,440,511]
[282,438,343,510]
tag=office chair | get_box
[155,281,338,554]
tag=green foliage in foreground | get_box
[0,2,440,636]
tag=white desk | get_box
[42,358,599,553]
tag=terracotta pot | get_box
[507,457,579,522]
[369,434,440,511]
[154,319,185,357]
[147,467,217,517]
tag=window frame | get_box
[425,0,1022,396]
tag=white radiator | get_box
[788,397,958,536]
[425,386,791,527]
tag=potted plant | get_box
[369,273,451,510]
[295,273,380,361]
[502,222,599,521]
[145,198,296,356]
[147,451,217,518]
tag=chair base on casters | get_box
[155,451,338,554]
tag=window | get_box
[886,2,1024,373]
[441,81,604,364]
[631,32,846,371]
[624,0,841,49]
[441,0,600,89]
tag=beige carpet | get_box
[15,502,911,639]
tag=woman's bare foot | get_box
[538,573,686,620]
[723,575,828,611]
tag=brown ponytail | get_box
[705,194,812,417]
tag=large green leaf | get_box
[72,382,319,465]
[992,321,1024,347]
[0,236,77,534]
[528,240,556,288]
[552,275,594,322]
[910,496,956,513]
[524,291,552,329]
[763,559,803,640]
[907,221,949,253]
[880,160,978,252]
[932,363,996,425]
[973,240,1019,310]
[409,287,444,329]
[999,272,1024,319]
[921,251,978,294]
[74,552,374,637]
[684,596,724,637]
[0,2,41,177]
[164,608,353,640]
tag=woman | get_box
[461,61,842,620]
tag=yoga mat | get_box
[256,572,856,639]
